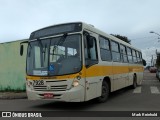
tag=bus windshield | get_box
[27,34,82,76]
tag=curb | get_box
[0,92,27,99]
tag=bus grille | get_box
[33,85,67,91]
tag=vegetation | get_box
[111,34,147,66]
[111,34,131,44]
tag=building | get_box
[0,40,27,91]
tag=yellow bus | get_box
[20,22,144,102]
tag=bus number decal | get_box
[33,80,44,86]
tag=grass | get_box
[0,86,26,92]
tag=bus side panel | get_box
[84,64,113,101]
[136,65,144,85]
[128,65,134,85]
[129,65,144,86]
[112,63,129,91]
[84,65,102,101]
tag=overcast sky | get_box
[0,0,160,64]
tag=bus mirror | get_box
[20,44,24,56]
[87,36,94,48]
[20,41,28,56]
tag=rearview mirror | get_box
[20,40,28,56]
[87,36,94,48]
[20,44,24,56]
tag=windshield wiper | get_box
[58,33,68,46]
[28,42,33,57]
[52,33,68,60]
[37,39,43,49]
[43,44,47,62]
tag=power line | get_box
[130,36,157,40]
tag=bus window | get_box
[132,49,137,63]
[120,44,128,63]
[139,52,143,64]
[127,47,133,63]
[136,51,141,64]
[111,41,120,62]
[50,46,65,62]
[99,36,112,61]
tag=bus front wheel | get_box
[97,81,109,103]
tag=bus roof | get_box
[31,21,141,52]
[82,22,141,52]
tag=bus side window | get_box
[127,47,133,63]
[111,41,120,62]
[120,44,128,63]
[132,49,137,63]
[99,36,112,61]
[135,51,140,64]
[139,52,143,64]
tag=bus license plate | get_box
[44,93,53,99]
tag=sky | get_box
[0,0,160,64]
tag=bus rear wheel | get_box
[97,81,109,103]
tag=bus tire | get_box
[97,81,109,103]
[132,75,137,89]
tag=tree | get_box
[111,34,147,66]
[111,34,131,44]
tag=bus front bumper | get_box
[26,85,85,102]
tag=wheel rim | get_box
[101,85,108,99]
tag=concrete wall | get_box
[0,40,27,91]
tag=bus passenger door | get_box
[83,32,100,101]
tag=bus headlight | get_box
[26,80,33,90]
[72,80,79,87]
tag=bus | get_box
[20,22,144,102]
